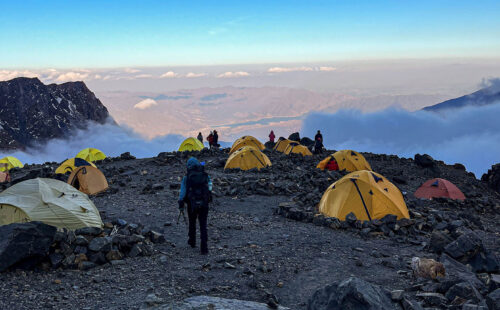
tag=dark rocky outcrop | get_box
[288,132,300,141]
[0,222,57,272]
[482,163,500,194]
[0,77,110,150]
[307,277,398,310]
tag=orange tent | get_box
[414,178,465,200]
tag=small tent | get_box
[76,148,107,162]
[68,166,109,195]
[0,156,24,171]
[317,150,372,172]
[414,178,465,200]
[0,178,103,229]
[284,143,312,156]
[230,136,265,154]
[224,146,272,171]
[178,137,204,152]
[55,158,96,174]
[319,170,409,221]
[273,139,297,153]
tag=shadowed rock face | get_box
[0,77,110,150]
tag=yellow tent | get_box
[229,136,265,154]
[55,158,96,174]
[76,148,107,162]
[0,178,103,229]
[67,166,109,195]
[178,137,204,152]
[317,150,372,172]
[284,143,312,156]
[0,156,24,171]
[224,146,272,171]
[318,170,409,221]
[273,139,297,153]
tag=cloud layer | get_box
[216,71,250,78]
[301,104,500,177]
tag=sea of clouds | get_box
[302,103,500,177]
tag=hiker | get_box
[213,130,219,148]
[269,130,275,143]
[197,132,203,144]
[314,138,324,154]
[207,131,214,149]
[178,157,212,255]
[315,130,323,144]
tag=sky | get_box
[1,1,500,68]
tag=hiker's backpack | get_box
[186,165,210,210]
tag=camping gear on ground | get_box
[284,143,312,156]
[225,146,272,171]
[67,166,108,195]
[318,170,409,221]
[414,178,466,200]
[178,137,204,152]
[0,178,103,229]
[317,150,372,172]
[229,136,265,154]
[55,157,96,174]
[76,148,107,162]
[0,170,10,183]
[273,139,297,153]
[0,156,24,171]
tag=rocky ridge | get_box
[0,77,110,150]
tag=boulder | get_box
[414,154,434,168]
[440,254,484,289]
[444,231,483,260]
[88,237,112,252]
[264,141,275,149]
[0,222,57,272]
[307,277,398,310]
[429,231,454,254]
[288,132,300,142]
[300,137,315,148]
[75,227,103,236]
[481,163,500,194]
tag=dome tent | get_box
[273,139,297,153]
[317,150,372,172]
[67,166,109,195]
[414,178,465,200]
[229,136,265,154]
[55,157,96,174]
[178,137,204,152]
[0,156,24,171]
[224,146,271,171]
[0,178,103,230]
[319,170,409,221]
[284,143,312,156]
[76,148,107,162]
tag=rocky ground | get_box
[0,147,499,309]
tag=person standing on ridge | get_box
[213,130,219,149]
[178,157,212,255]
[197,132,203,144]
[207,131,214,149]
[269,130,275,143]
[315,130,323,144]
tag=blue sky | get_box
[1,0,500,68]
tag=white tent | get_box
[0,178,103,230]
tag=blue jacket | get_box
[178,157,212,201]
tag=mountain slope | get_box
[0,77,110,150]
[423,81,500,112]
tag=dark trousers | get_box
[187,205,208,253]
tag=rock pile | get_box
[482,163,500,194]
[48,220,165,271]
[0,220,166,273]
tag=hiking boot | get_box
[200,249,209,255]
[188,240,196,248]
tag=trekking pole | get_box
[177,207,187,225]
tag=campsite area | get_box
[0,141,499,309]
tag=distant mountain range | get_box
[423,81,500,112]
[0,77,110,150]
